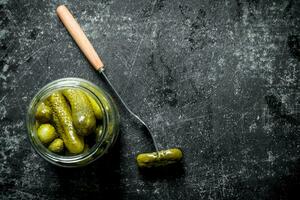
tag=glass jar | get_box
[26,78,119,167]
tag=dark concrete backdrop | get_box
[1,0,299,199]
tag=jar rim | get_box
[26,77,112,166]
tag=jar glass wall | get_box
[26,78,119,167]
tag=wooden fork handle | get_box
[56,5,104,71]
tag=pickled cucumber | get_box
[63,89,96,136]
[52,114,64,139]
[136,148,183,168]
[95,125,104,142]
[85,94,103,120]
[48,138,64,153]
[35,102,52,123]
[37,124,57,144]
[48,91,84,154]
[83,144,90,153]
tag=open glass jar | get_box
[26,78,119,167]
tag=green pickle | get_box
[136,148,183,168]
[95,125,104,142]
[52,114,64,140]
[48,91,85,154]
[83,144,90,153]
[63,89,96,136]
[85,94,103,120]
[34,86,113,158]
[37,124,57,144]
[35,102,52,123]
[28,77,123,168]
[48,138,64,153]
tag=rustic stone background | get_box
[1,0,299,199]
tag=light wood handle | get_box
[56,5,104,71]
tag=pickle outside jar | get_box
[26,78,120,167]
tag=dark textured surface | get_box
[1,0,300,199]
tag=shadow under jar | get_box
[26,78,119,167]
